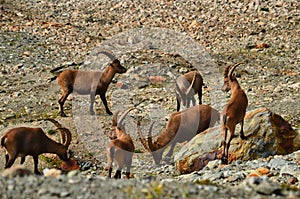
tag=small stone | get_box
[61,158,80,171]
[85,37,91,43]
[43,168,62,178]
[81,161,93,171]
[149,76,167,83]
[23,51,31,56]
[289,177,298,184]
[67,170,81,177]
[60,191,71,197]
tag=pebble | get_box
[0,0,299,198]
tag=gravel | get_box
[0,0,299,198]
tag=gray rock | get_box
[241,176,282,196]
[268,158,289,170]
[175,108,299,174]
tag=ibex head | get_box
[221,63,243,92]
[55,127,72,161]
[98,51,127,74]
[137,121,164,165]
[110,108,135,139]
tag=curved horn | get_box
[112,111,120,127]
[137,121,151,152]
[117,107,136,127]
[98,51,117,61]
[185,71,196,95]
[147,122,156,151]
[44,118,62,128]
[228,63,243,79]
[175,79,184,97]
[223,65,232,78]
[44,118,65,143]
[56,127,72,149]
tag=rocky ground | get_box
[0,0,299,198]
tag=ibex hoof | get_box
[240,134,247,140]
[35,171,42,175]
[60,112,67,117]
[221,157,228,164]
[107,111,113,115]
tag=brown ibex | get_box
[106,108,135,179]
[138,104,220,165]
[0,119,72,174]
[221,63,248,164]
[175,71,203,111]
[54,51,127,116]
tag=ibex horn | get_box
[117,108,136,127]
[185,71,196,95]
[56,127,72,149]
[98,51,117,62]
[228,63,243,79]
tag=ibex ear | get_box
[116,127,123,132]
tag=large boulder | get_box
[174,107,300,174]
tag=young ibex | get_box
[0,119,72,174]
[138,104,220,165]
[175,70,203,111]
[106,108,135,179]
[55,51,127,116]
[221,63,248,164]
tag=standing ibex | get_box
[175,71,203,111]
[0,119,72,174]
[221,63,248,164]
[137,104,219,165]
[106,108,135,179]
[54,51,127,116]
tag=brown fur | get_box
[138,104,220,165]
[221,63,248,164]
[56,52,127,116]
[175,71,203,111]
[106,109,135,179]
[0,120,71,174]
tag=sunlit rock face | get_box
[175,107,300,174]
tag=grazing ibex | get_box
[106,108,135,179]
[221,63,248,164]
[54,51,127,116]
[0,119,72,174]
[138,104,220,165]
[175,71,203,111]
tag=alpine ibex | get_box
[0,119,72,174]
[221,63,248,164]
[54,51,127,116]
[138,104,220,165]
[106,108,135,179]
[175,71,203,111]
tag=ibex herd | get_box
[1,50,249,178]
